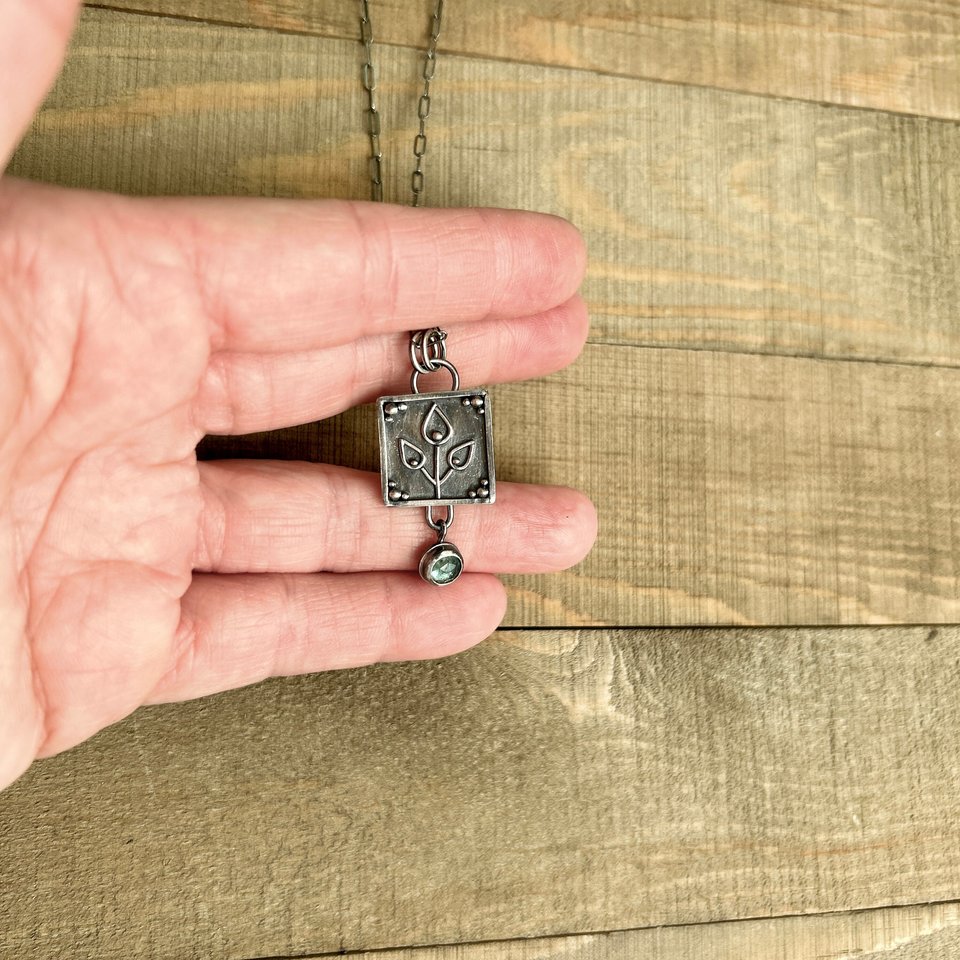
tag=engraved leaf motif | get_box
[447,439,476,471]
[421,402,453,445]
[399,438,425,469]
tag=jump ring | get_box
[411,358,460,393]
[409,328,447,374]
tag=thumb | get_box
[0,0,82,168]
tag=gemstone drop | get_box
[429,554,462,584]
[419,541,464,585]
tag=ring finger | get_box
[194,460,598,575]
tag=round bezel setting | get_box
[419,541,464,585]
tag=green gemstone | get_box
[429,554,462,584]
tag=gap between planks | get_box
[238,899,960,959]
[586,338,960,375]
[84,0,960,120]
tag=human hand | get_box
[0,0,597,791]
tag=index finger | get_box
[151,198,587,353]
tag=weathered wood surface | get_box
[12,10,960,368]
[5,4,960,959]
[87,0,960,121]
[3,626,960,957]
[200,341,960,627]
[323,902,960,959]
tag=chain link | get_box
[409,327,447,373]
[358,0,444,206]
[358,0,383,202]
[412,0,443,206]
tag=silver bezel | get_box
[418,541,464,585]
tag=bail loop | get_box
[425,504,455,536]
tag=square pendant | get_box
[377,389,496,507]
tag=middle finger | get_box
[193,295,588,435]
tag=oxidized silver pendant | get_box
[377,328,495,585]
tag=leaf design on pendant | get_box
[399,438,425,469]
[421,402,453,445]
[447,439,476,471]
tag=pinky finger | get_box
[146,572,507,704]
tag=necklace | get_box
[362,0,497,586]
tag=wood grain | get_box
[200,341,960,628]
[6,9,960,955]
[3,626,960,957]
[306,902,960,959]
[12,9,960,368]
[87,0,960,121]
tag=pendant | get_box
[377,328,496,585]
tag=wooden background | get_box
[2,1,960,957]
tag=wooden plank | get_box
[12,9,960,368]
[200,340,960,628]
[4,626,960,956]
[302,902,960,959]
[86,0,960,121]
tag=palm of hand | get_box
[4,180,211,782]
[0,3,595,792]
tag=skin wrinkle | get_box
[372,207,405,337]
[341,200,391,339]
[25,575,63,755]
[0,323,30,467]
[20,436,200,752]
[176,206,229,351]
[350,332,397,399]
[194,468,229,572]
[20,460,78,632]
[158,571,500,702]
[164,225,214,447]
[25,444,202,578]
[266,579,301,679]
[89,205,136,318]
[462,208,504,321]
[323,465,367,570]
[150,594,200,703]
[190,351,232,436]
[14,556,46,764]
[29,556,181,754]
[174,198,266,359]
[475,207,511,317]
[379,571,408,665]
[310,464,343,557]
[13,202,207,471]
[16,300,82,469]
[263,575,292,682]
[0,219,80,465]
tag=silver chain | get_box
[359,0,444,207]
